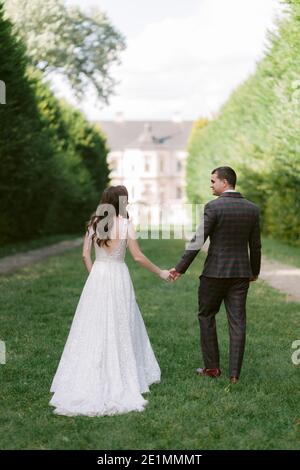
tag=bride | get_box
[49,185,171,417]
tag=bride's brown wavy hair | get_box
[86,185,129,247]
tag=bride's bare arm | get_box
[82,231,93,273]
[127,234,170,281]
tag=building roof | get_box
[95,120,194,151]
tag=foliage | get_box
[186,1,300,245]
[31,72,109,235]
[0,2,109,243]
[0,2,56,243]
[59,101,110,192]
[4,0,126,102]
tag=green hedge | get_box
[186,0,300,246]
[0,3,55,243]
[0,2,109,244]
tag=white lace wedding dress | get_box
[49,217,161,417]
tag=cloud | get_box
[69,0,285,120]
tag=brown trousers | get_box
[198,276,250,377]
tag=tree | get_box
[59,102,110,192]
[4,0,125,102]
[0,0,109,243]
[32,74,109,234]
[185,1,300,245]
[0,1,57,243]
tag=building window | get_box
[160,158,164,172]
[176,187,182,199]
[143,184,151,197]
[144,156,151,172]
[132,187,135,199]
[177,160,182,173]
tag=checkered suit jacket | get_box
[175,192,261,278]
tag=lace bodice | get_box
[92,217,129,263]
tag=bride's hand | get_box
[159,269,172,282]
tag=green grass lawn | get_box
[0,237,299,450]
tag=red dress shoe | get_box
[196,367,221,378]
[230,376,239,384]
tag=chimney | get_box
[138,123,153,144]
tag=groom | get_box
[170,167,261,383]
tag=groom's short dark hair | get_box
[212,166,237,188]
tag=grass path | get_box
[262,237,300,269]
[0,238,82,275]
[0,238,299,450]
[0,234,81,259]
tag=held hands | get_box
[159,269,174,282]
[159,268,181,282]
[169,267,181,282]
[158,268,182,283]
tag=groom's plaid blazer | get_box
[175,191,261,377]
[175,192,261,278]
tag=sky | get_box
[60,0,285,121]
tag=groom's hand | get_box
[169,268,181,282]
[249,276,258,282]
